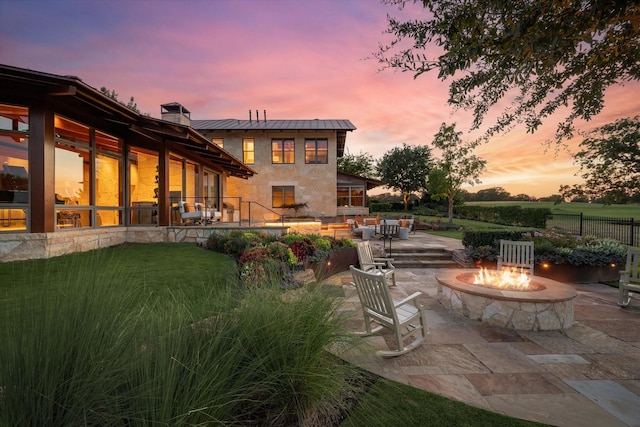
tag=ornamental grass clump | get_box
[0,248,364,426]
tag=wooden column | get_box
[29,103,56,233]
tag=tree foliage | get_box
[572,115,640,203]
[337,151,377,178]
[377,0,640,141]
[376,143,432,210]
[427,123,486,224]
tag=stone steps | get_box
[383,245,461,269]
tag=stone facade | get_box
[198,129,339,220]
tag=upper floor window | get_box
[271,139,295,164]
[243,138,254,164]
[305,139,328,164]
[212,138,223,148]
[272,185,294,208]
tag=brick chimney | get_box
[160,102,191,126]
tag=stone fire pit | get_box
[436,269,577,331]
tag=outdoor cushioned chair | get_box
[497,240,534,275]
[356,241,396,286]
[619,247,640,308]
[350,265,427,357]
[178,201,221,224]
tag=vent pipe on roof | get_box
[264,110,267,122]
[249,110,252,122]
[256,110,259,121]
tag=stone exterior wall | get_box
[0,225,301,263]
[199,129,338,220]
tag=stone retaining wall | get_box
[0,225,292,263]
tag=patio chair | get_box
[349,266,427,357]
[619,247,640,308]
[356,241,396,286]
[497,240,534,275]
[178,201,221,224]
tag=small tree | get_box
[573,116,640,204]
[337,151,377,178]
[427,123,486,225]
[376,143,432,211]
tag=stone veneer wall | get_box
[0,224,311,263]
[438,284,575,331]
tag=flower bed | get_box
[205,231,356,287]
[464,229,627,283]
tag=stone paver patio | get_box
[328,234,640,426]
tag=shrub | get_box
[463,229,628,267]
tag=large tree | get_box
[376,0,640,141]
[337,151,377,178]
[573,115,640,203]
[377,143,432,210]
[427,123,486,224]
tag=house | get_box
[191,112,357,221]
[0,64,255,261]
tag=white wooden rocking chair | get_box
[350,266,427,357]
[356,241,396,287]
[619,247,640,308]
[497,239,535,275]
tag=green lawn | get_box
[0,243,545,426]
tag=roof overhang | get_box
[0,64,256,179]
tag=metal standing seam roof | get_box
[191,119,356,131]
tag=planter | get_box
[535,263,620,283]
[308,247,358,279]
[472,258,620,283]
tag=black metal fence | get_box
[546,213,639,247]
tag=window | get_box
[305,139,328,164]
[271,139,295,164]
[243,138,254,164]
[0,104,29,231]
[95,131,122,226]
[272,186,294,208]
[337,186,364,207]
[212,138,223,148]
[55,116,92,228]
[128,146,158,225]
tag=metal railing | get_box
[242,201,284,227]
[169,196,242,226]
[547,212,638,247]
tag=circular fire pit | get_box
[436,269,577,331]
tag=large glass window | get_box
[55,116,91,228]
[0,104,29,231]
[129,147,158,225]
[204,169,220,210]
[95,131,122,226]
[243,138,254,164]
[185,161,197,200]
[272,139,295,164]
[212,138,223,148]
[337,186,364,207]
[305,139,328,164]
[272,185,294,208]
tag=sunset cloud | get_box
[1,0,637,198]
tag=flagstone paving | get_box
[330,234,640,426]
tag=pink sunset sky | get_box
[1,0,638,198]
